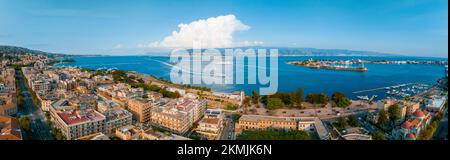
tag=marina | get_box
[352,82,431,100]
[352,83,415,94]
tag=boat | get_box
[357,96,369,100]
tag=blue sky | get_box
[0,0,448,57]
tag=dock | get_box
[352,82,416,94]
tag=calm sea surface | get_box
[59,56,447,100]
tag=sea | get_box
[58,55,448,100]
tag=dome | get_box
[413,110,425,118]
[402,121,412,129]
[406,133,415,139]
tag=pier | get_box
[352,83,416,94]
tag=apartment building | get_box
[0,115,22,140]
[196,109,224,140]
[127,98,152,123]
[102,107,133,135]
[151,98,207,135]
[52,109,106,140]
[0,93,17,116]
[236,115,319,133]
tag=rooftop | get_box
[239,115,316,122]
[0,115,22,140]
[57,109,105,126]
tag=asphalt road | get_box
[16,70,54,140]
[433,109,448,140]
[220,112,236,140]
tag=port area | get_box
[352,82,431,99]
[287,59,368,72]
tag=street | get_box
[219,112,236,140]
[16,69,54,140]
[433,109,448,140]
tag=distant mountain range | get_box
[2,45,400,57]
[179,47,399,57]
[263,47,398,56]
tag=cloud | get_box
[148,14,251,48]
[114,44,124,49]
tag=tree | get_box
[267,98,285,110]
[243,97,251,107]
[420,126,435,140]
[388,104,401,123]
[51,127,64,140]
[377,110,389,128]
[251,91,260,105]
[289,92,297,108]
[335,116,349,130]
[306,93,329,105]
[371,131,386,140]
[296,87,304,104]
[225,104,239,111]
[348,115,361,127]
[242,97,251,114]
[261,95,268,106]
[331,92,352,108]
[18,116,31,132]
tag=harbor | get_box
[352,82,431,100]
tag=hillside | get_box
[0,45,65,58]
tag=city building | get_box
[424,95,447,113]
[195,109,224,140]
[167,87,186,96]
[236,115,316,132]
[392,109,432,140]
[0,93,17,116]
[102,106,133,135]
[341,127,372,140]
[114,125,191,140]
[235,115,330,140]
[377,98,396,111]
[0,115,22,140]
[115,125,140,140]
[127,98,152,123]
[31,79,53,95]
[52,108,106,140]
[77,132,110,140]
[151,98,207,135]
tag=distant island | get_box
[288,59,368,72]
[288,58,448,72]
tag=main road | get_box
[433,108,448,140]
[219,112,236,140]
[16,69,54,140]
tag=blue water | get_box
[59,56,447,100]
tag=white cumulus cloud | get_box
[148,14,251,48]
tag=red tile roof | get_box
[402,121,412,129]
[407,133,415,139]
[413,109,425,118]
[0,116,22,140]
[58,109,105,126]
